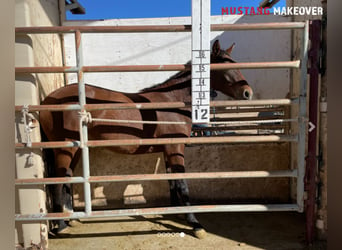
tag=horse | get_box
[40,40,253,238]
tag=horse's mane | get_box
[140,63,192,92]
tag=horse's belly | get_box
[87,109,153,154]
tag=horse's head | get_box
[210,40,253,100]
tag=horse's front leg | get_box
[164,145,206,239]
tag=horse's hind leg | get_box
[52,147,79,233]
[164,145,206,238]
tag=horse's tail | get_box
[40,126,55,178]
[40,125,56,222]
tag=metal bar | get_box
[15,66,78,73]
[15,177,85,185]
[15,135,297,149]
[75,30,92,216]
[213,107,285,114]
[88,117,296,126]
[15,25,192,34]
[210,61,300,70]
[82,64,190,72]
[90,170,297,183]
[305,20,321,244]
[297,21,309,213]
[14,99,294,112]
[15,141,81,149]
[211,22,305,31]
[15,104,81,112]
[15,170,298,185]
[211,115,287,121]
[86,135,297,147]
[15,22,305,34]
[193,124,286,131]
[209,118,297,126]
[15,61,300,74]
[15,204,300,221]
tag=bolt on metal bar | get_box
[297,21,309,213]
[15,204,300,221]
[15,22,305,34]
[14,170,298,186]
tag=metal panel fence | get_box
[15,21,309,222]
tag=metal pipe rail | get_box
[14,99,294,112]
[15,170,298,186]
[15,204,300,221]
[15,135,297,149]
[15,22,305,34]
[15,61,300,74]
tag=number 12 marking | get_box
[195,108,208,120]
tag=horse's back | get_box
[42,84,135,105]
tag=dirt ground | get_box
[48,212,326,250]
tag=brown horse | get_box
[40,40,253,237]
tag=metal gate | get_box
[15,20,315,239]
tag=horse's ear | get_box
[212,40,221,56]
[226,43,236,55]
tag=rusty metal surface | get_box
[15,66,78,73]
[82,64,191,72]
[15,61,300,74]
[15,22,305,34]
[86,135,297,147]
[211,61,300,70]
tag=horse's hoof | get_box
[58,226,71,234]
[68,219,82,227]
[194,228,207,239]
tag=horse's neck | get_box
[141,71,192,101]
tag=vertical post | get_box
[15,2,48,247]
[191,0,211,124]
[296,21,309,213]
[305,20,321,244]
[75,30,92,215]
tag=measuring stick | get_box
[191,0,211,123]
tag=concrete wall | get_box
[73,143,291,209]
[64,14,291,99]
[15,0,64,248]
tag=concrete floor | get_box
[48,212,326,250]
